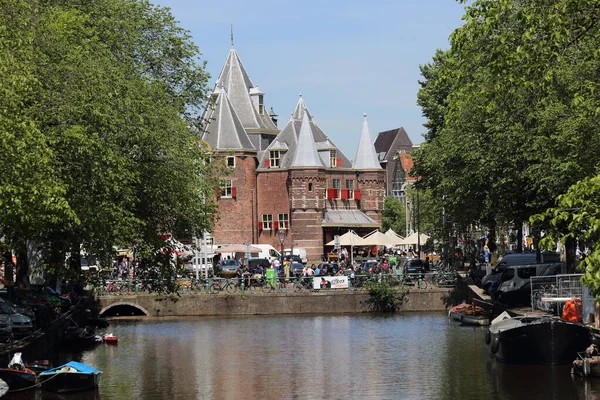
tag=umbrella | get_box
[398,232,430,246]
[214,244,262,254]
[385,229,404,242]
[325,231,363,246]
[357,230,403,246]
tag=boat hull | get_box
[0,368,36,390]
[41,372,100,393]
[489,317,591,365]
[460,314,490,326]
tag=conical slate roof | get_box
[353,114,382,170]
[259,95,352,169]
[291,113,321,168]
[201,86,256,152]
[214,49,278,132]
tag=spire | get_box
[353,113,382,170]
[230,24,234,48]
[291,94,312,121]
[290,112,322,168]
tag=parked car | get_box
[290,261,304,277]
[0,314,12,342]
[0,298,33,337]
[361,260,379,274]
[403,258,426,275]
[481,252,561,291]
[248,258,271,275]
[215,259,239,278]
[492,262,564,305]
[317,262,339,276]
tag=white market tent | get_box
[384,229,404,244]
[357,230,403,246]
[325,230,363,246]
[398,232,430,247]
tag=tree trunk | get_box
[516,225,523,253]
[15,242,29,289]
[565,236,578,274]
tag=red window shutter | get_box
[354,189,361,200]
[336,157,342,167]
[259,224,263,232]
[273,221,279,230]
[264,159,270,167]
[327,188,337,199]
[341,189,349,200]
[216,188,221,199]
[232,187,236,198]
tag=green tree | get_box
[383,197,407,237]
[0,0,217,289]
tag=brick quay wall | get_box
[98,288,453,317]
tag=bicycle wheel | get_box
[262,282,274,293]
[225,282,237,294]
[293,282,304,292]
[209,283,221,294]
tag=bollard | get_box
[99,279,103,296]
[206,278,210,294]
[418,274,423,289]
[241,277,245,292]
[135,280,139,294]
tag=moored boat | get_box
[0,353,37,390]
[486,315,591,365]
[102,333,118,344]
[449,303,490,326]
[39,361,101,393]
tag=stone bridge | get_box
[97,288,454,317]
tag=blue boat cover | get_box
[39,361,101,376]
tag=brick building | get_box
[201,46,386,262]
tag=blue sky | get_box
[151,0,467,158]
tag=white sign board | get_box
[312,275,348,290]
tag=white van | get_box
[284,248,308,264]
[252,244,281,263]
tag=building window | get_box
[227,156,235,168]
[346,179,354,200]
[270,151,280,168]
[330,150,337,167]
[308,182,313,192]
[220,180,233,198]
[332,179,341,199]
[278,213,289,229]
[262,214,273,230]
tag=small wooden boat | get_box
[39,361,101,393]
[0,353,37,390]
[24,360,53,374]
[102,333,118,344]
[572,345,600,378]
[449,303,490,325]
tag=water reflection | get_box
[7,313,600,399]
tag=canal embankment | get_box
[99,288,455,317]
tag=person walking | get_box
[283,257,291,280]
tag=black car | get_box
[290,261,304,277]
[317,262,339,276]
[248,258,270,275]
[403,258,425,275]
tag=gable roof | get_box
[374,127,413,161]
[353,114,382,170]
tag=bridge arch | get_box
[100,302,150,317]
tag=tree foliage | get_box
[413,0,600,268]
[0,0,217,287]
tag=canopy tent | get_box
[214,244,262,254]
[398,232,430,246]
[357,230,403,246]
[384,229,404,243]
[325,230,363,266]
[325,231,363,246]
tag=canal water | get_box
[5,312,600,399]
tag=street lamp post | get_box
[278,230,286,261]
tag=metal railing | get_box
[530,273,584,312]
[94,272,446,296]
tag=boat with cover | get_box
[486,315,591,365]
[449,303,490,326]
[39,361,101,393]
[0,353,37,390]
[102,333,118,344]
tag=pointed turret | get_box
[353,114,382,170]
[290,113,322,168]
[213,49,277,132]
[201,87,256,151]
